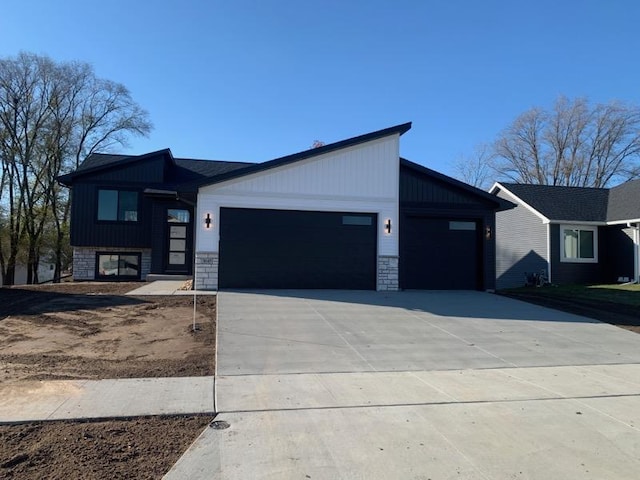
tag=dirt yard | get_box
[0,282,217,479]
[0,282,216,383]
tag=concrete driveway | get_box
[165,290,640,479]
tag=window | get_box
[167,209,190,223]
[98,189,138,221]
[449,221,476,231]
[96,253,140,279]
[561,226,597,263]
[342,215,373,226]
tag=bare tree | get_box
[0,52,152,285]
[452,143,494,190]
[493,96,640,187]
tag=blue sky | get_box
[2,1,639,177]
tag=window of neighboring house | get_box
[96,253,141,279]
[561,225,597,263]
[97,189,138,221]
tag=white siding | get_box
[196,135,400,256]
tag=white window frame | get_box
[560,225,598,263]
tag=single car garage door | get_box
[218,208,377,289]
[401,216,481,289]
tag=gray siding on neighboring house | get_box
[495,190,548,289]
[550,224,603,284]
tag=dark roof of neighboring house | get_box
[401,159,516,211]
[607,179,640,222]
[497,180,640,223]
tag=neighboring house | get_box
[1,260,56,285]
[491,182,640,289]
[59,123,513,291]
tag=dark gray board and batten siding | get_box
[69,183,153,248]
[399,163,499,291]
[68,157,170,249]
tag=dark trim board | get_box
[218,207,377,289]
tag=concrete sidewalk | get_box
[164,290,640,480]
[215,363,640,412]
[0,376,215,424]
[166,391,640,480]
[125,280,218,296]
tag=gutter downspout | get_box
[546,223,552,284]
[628,222,639,283]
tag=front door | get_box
[165,208,192,273]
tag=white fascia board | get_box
[491,183,550,223]
[606,218,640,226]
[547,220,606,226]
[488,182,502,194]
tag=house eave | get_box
[194,122,412,189]
[58,148,175,185]
[403,161,515,211]
[491,182,550,222]
[545,220,607,226]
[606,218,640,226]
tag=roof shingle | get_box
[498,183,610,222]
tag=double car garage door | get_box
[218,208,377,289]
[218,208,481,290]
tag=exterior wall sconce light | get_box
[485,225,492,239]
[384,218,392,234]
[205,213,212,229]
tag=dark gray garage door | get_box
[401,216,481,289]
[219,208,377,289]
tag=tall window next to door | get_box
[98,190,138,221]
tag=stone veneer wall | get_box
[194,252,219,290]
[73,247,152,280]
[377,255,399,291]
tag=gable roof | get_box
[76,153,131,171]
[58,123,412,190]
[401,159,515,211]
[57,149,252,188]
[172,158,254,185]
[491,182,640,224]
[607,179,640,222]
[57,149,175,185]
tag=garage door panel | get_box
[401,216,480,290]
[219,208,377,289]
